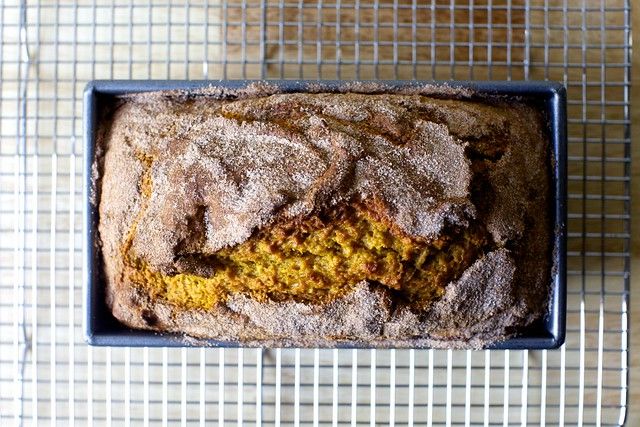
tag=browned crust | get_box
[96,85,552,349]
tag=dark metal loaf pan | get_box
[84,80,567,349]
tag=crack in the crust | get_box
[127,197,489,310]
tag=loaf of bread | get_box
[95,83,552,348]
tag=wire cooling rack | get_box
[0,0,631,425]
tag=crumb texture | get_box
[97,85,551,348]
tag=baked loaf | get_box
[95,84,552,348]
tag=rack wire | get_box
[0,0,631,425]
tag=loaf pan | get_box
[84,80,567,349]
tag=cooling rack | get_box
[0,0,631,425]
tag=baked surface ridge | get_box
[96,87,552,348]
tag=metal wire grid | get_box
[0,0,630,425]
